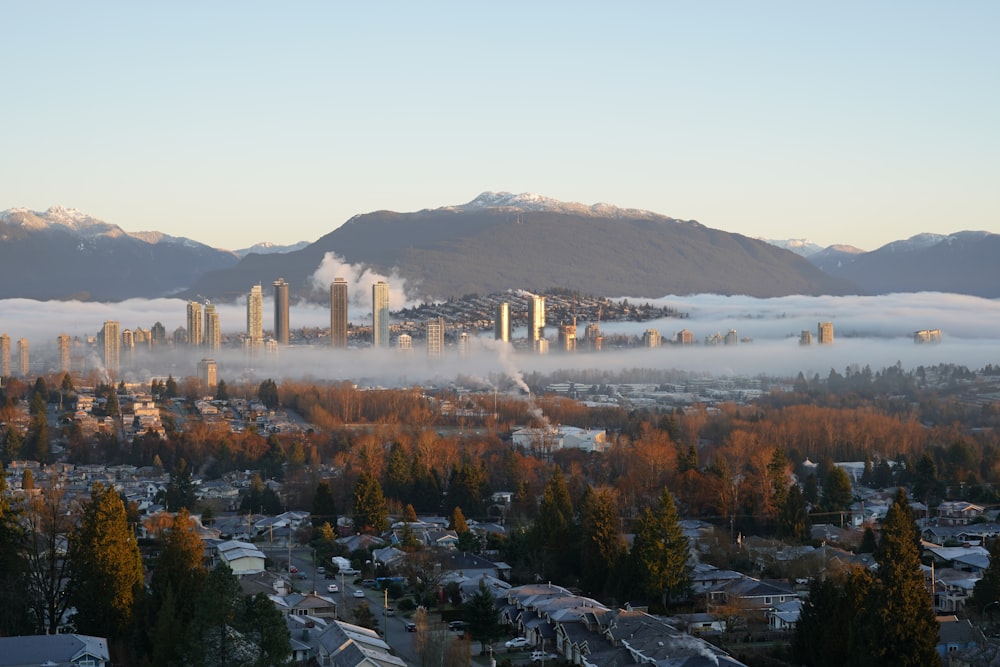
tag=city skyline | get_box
[2,4,997,253]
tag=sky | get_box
[2,2,998,252]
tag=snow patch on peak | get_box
[882,233,946,253]
[761,238,824,257]
[449,191,678,222]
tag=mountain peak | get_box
[441,191,682,224]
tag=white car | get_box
[530,651,558,663]
[353,589,365,598]
[327,583,339,593]
[505,637,529,649]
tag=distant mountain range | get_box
[2,198,998,302]
[0,207,238,301]
[182,192,851,302]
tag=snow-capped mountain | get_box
[809,231,1000,297]
[0,206,239,301]
[234,241,310,258]
[760,238,826,257]
[442,191,693,224]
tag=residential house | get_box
[0,634,109,667]
[313,620,405,667]
[211,539,266,575]
[938,502,985,527]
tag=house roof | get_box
[0,634,109,667]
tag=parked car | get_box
[404,622,417,632]
[317,566,325,574]
[385,607,395,616]
[288,566,298,574]
[530,651,558,662]
[327,583,339,593]
[353,589,365,598]
[505,637,529,649]
[448,620,467,632]
[362,579,377,588]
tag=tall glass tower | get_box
[273,278,290,345]
[330,278,348,348]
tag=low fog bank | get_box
[1,292,996,385]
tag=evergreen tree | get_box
[821,466,853,512]
[793,568,875,667]
[0,469,33,635]
[463,581,502,654]
[165,375,178,399]
[850,489,938,666]
[184,561,243,667]
[352,471,388,534]
[533,468,575,582]
[973,537,1000,616]
[2,427,22,464]
[164,458,197,511]
[579,486,625,597]
[240,593,291,667]
[257,379,279,410]
[143,509,207,666]
[630,487,691,608]
[777,483,810,542]
[311,480,338,529]
[385,442,412,500]
[450,506,469,534]
[67,483,144,642]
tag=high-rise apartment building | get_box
[172,326,187,347]
[458,331,470,357]
[273,278,290,345]
[0,334,10,377]
[724,329,739,346]
[397,333,412,350]
[817,321,834,345]
[372,281,389,348]
[187,301,203,347]
[584,323,603,351]
[675,329,694,345]
[642,329,661,348]
[426,317,444,359]
[204,303,221,351]
[494,302,510,342]
[103,321,120,376]
[134,327,150,349]
[330,278,348,348]
[800,330,813,346]
[558,321,577,352]
[247,284,264,348]
[17,338,28,377]
[57,333,71,374]
[528,295,546,344]
[122,328,135,368]
[197,358,218,389]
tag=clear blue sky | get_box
[2,2,997,251]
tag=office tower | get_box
[134,327,150,349]
[103,321,120,376]
[247,284,264,348]
[458,331,470,357]
[1,334,11,376]
[528,295,546,344]
[724,329,739,346]
[675,329,694,345]
[330,278,348,348]
[187,301,203,347]
[57,333,71,374]
[273,278,290,345]
[642,329,661,348]
[17,338,29,377]
[397,333,412,350]
[494,302,510,342]
[372,281,389,348]
[584,322,603,351]
[817,321,834,345]
[426,317,444,359]
[122,328,135,369]
[197,358,218,389]
[150,321,166,347]
[800,330,813,346]
[558,320,577,352]
[204,303,221,351]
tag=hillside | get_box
[185,193,854,302]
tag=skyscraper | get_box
[103,321,120,376]
[57,333,71,374]
[642,329,661,348]
[528,295,546,351]
[247,284,264,348]
[122,328,135,368]
[494,302,510,342]
[151,321,166,347]
[187,301,203,347]
[330,278,348,348]
[372,281,389,348]
[17,338,28,377]
[204,303,221,351]
[0,334,10,377]
[817,321,834,345]
[273,278,290,345]
[197,358,218,389]
[559,320,578,352]
[426,317,444,359]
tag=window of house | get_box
[764,597,772,605]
